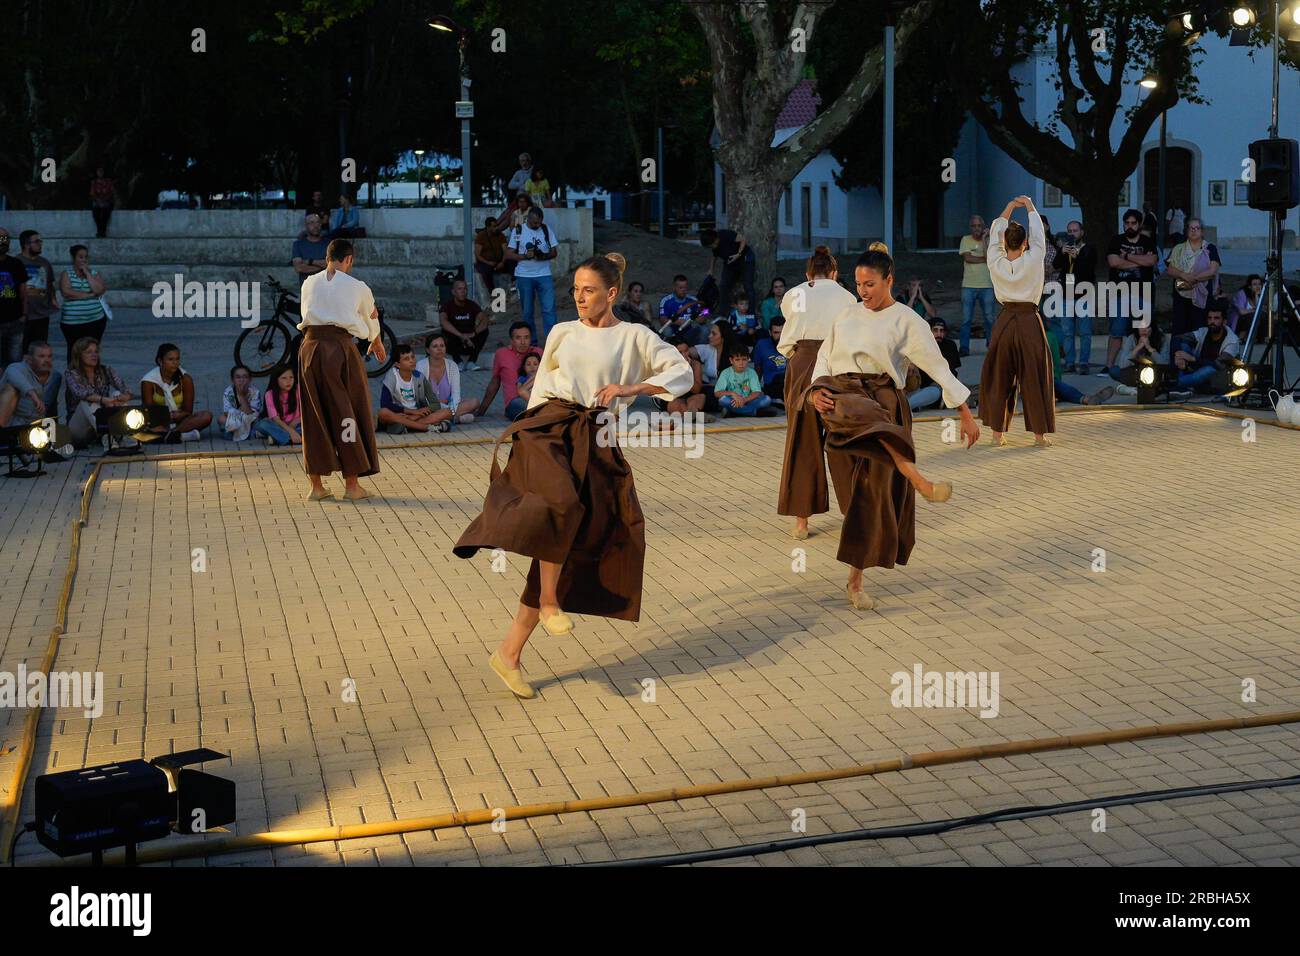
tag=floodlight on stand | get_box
[103,404,168,456]
[1285,3,1300,42]
[1,419,73,478]
[1231,5,1256,27]
[1121,358,1169,404]
[1214,358,1256,398]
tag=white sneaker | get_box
[458,413,475,424]
[1115,384,1137,396]
[182,429,201,442]
[465,361,482,372]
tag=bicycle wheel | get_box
[362,321,399,378]
[235,321,293,375]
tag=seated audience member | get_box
[714,347,776,417]
[903,277,939,321]
[1110,324,1170,394]
[908,318,962,412]
[328,193,363,239]
[218,364,263,441]
[379,344,452,433]
[141,343,212,443]
[0,341,62,428]
[515,352,542,405]
[64,336,133,448]
[658,274,703,344]
[1171,300,1240,399]
[440,278,489,371]
[727,293,759,343]
[292,214,330,287]
[417,332,478,424]
[258,365,303,446]
[751,314,788,402]
[614,281,655,327]
[1228,274,1263,335]
[476,321,541,419]
[656,338,714,421]
[760,277,787,331]
[1045,323,1114,406]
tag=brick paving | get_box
[3,407,1300,867]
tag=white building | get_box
[715,35,1295,252]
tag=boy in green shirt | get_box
[715,348,777,417]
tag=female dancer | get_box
[805,243,980,610]
[980,195,1055,446]
[777,246,858,540]
[454,253,694,699]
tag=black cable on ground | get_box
[576,772,1300,867]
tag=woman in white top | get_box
[979,196,1055,446]
[777,246,859,539]
[454,252,693,700]
[806,243,980,611]
[417,332,478,423]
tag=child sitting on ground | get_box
[378,344,453,433]
[727,294,759,344]
[515,352,542,407]
[714,347,776,417]
[218,364,263,441]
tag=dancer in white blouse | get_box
[777,246,859,540]
[980,195,1056,446]
[806,243,980,610]
[454,252,693,699]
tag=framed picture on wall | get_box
[1117,182,1130,206]
[1043,184,1062,207]
[1234,180,1251,205]
[1209,180,1228,206]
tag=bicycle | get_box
[234,275,398,378]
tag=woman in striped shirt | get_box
[58,244,109,365]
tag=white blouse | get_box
[297,269,380,341]
[778,279,858,357]
[528,319,695,410]
[988,213,1046,304]
[811,300,971,409]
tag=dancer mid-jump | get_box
[454,252,693,699]
[981,195,1055,446]
[777,246,858,540]
[805,243,979,611]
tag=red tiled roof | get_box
[775,79,821,130]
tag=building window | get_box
[819,184,829,228]
[1117,182,1130,207]
[784,185,793,226]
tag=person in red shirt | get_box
[89,167,116,238]
[475,322,540,419]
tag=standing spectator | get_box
[0,341,61,428]
[328,193,363,239]
[614,281,655,327]
[958,215,996,356]
[1165,218,1221,341]
[305,190,329,224]
[17,231,58,352]
[1141,200,1159,238]
[714,347,775,417]
[759,277,787,331]
[1039,214,1061,329]
[506,191,534,231]
[438,277,489,371]
[700,227,757,315]
[1229,274,1263,334]
[417,332,479,424]
[292,214,330,287]
[751,314,788,401]
[657,275,702,342]
[1104,208,1157,375]
[58,245,108,365]
[89,167,116,238]
[140,343,212,443]
[378,344,452,433]
[1058,219,1097,373]
[507,153,534,195]
[1166,205,1187,245]
[907,318,962,412]
[64,337,133,448]
[0,228,28,368]
[218,364,263,441]
[1170,300,1239,399]
[525,167,552,207]
[475,321,541,418]
[903,277,938,320]
[258,366,303,446]
[505,207,559,341]
[474,215,510,299]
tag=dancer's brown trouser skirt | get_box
[979,300,1055,434]
[299,325,379,477]
[453,399,645,622]
[778,339,854,517]
[801,372,917,570]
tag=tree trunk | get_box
[721,167,783,306]
[1076,190,1118,265]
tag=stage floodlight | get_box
[1215,359,1256,398]
[1231,6,1256,27]
[1122,359,1169,404]
[2,419,74,478]
[1285,4,1300,42]
[100,404,167,455]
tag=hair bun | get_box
[603,252,628,277]
[868,241,890,255]
[814,245,832,255]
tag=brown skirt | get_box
[979,300,1055,434]
[779,340,831,517]
[299,324,380,477]
[801,372,916,570]
[453,398,645,622]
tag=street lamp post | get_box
[414,149,425,207]
[883,9,896,250]
[430,14,475,286]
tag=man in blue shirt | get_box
[751,314,787,402]
[291,214,330,287]
[658,275,703,344]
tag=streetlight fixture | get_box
[428,13,474,286]
[414,149,425,207]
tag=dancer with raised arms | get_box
[777,246,859,540]
[981,195,1055,446]
[454,252,694,699]
[805,243,980,611]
